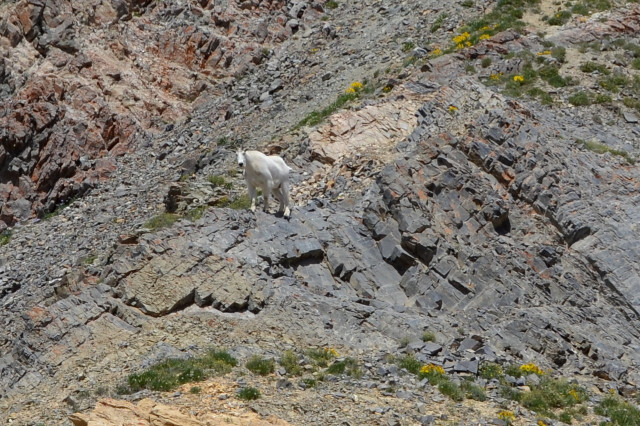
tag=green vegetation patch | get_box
[325,0,338,9]
[577,139,635,164]
[599,74,629,93]
[438,380,465,402]
[548,10,572,25]
[208,175,233,189]
[237,386,261,400]
[124,349,237,393]
[245,355,275,376]
[580,61,610,74]
[327,358,361,377]
[461,0,540,39]
[279,350,303,376]
[0,230,11,247]
[396,355,422,375]
[421,331,436,342]
[460,380,487,401]
[306,348,337,368]
[479,362,504,380]
[503,378,589,417]
[185,205,208,222]
[293,86,361,129]
[144,213,180,231]
[595,395,640,426]
[430,12,447,33]
[568,91,592,106]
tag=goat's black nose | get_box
[238,162,243,167]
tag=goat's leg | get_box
[273,186,285,213]
[262,182,272,213]
[280,182,291,219]
[248,183,257,213]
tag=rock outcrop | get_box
[1,0,640,424]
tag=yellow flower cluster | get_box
[452,32,470,44]
[498,410,515,422]
[420,364,445,375]
[538,420,547,426]
[453,32,472,50]
[513,75,524,82]
[520,363,545,375]
[345,82,363,94]
[479,34,491,40]
[448,105,458,112]
[490,73,501,80]
[431,48,443,57]
[569,389,580,400]
[324,347,339,357]
[480,25,492,31]
[537,50,551,56]
[382,85,392,93]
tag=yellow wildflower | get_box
[479,34,490,40]
[520,363,544,375]
[382,85,392,93]
[498,410,515,422]
[490,74,500,80]
[448,105,458,112]
[456,43,464,50]
[350,81,363,91]
[538,421,547,426]
[513,75,524,83]
[569,389,579,400]
[537,50,551,56]
[465,40,472,46]
[431,48,442,56]
[324,347,338,357]
[345,87,356,94]
[452,32,470,44]
[420,364,445,375]
[480,25,492,31]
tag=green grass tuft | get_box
[568,91,592,106]
[208,175,232,189]
[421,331,436,342]
[0,231,11,247]
[185,205,208,222]
[577,139,635,164]
[237,387,261,400]
[461,380,487,401]
[479,362,504,380]
[279,350,303,376]
[306,348,337,367]
[580,61,610,75]
[245,356,275,376]
[124,349,237,393]
[144,213,180,231]
[327,358,361,377]
[397,355,422,375]
[595,396,640,425]
[438,380,465,401]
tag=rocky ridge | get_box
[1,0,640,425]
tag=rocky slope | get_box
[1,0,640,424]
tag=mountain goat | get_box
[237,149,292,219]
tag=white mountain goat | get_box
[237,149,292,219]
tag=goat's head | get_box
[237,149,246,167]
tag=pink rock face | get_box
[0,0,296,225]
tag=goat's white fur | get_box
[237,149,292,219]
